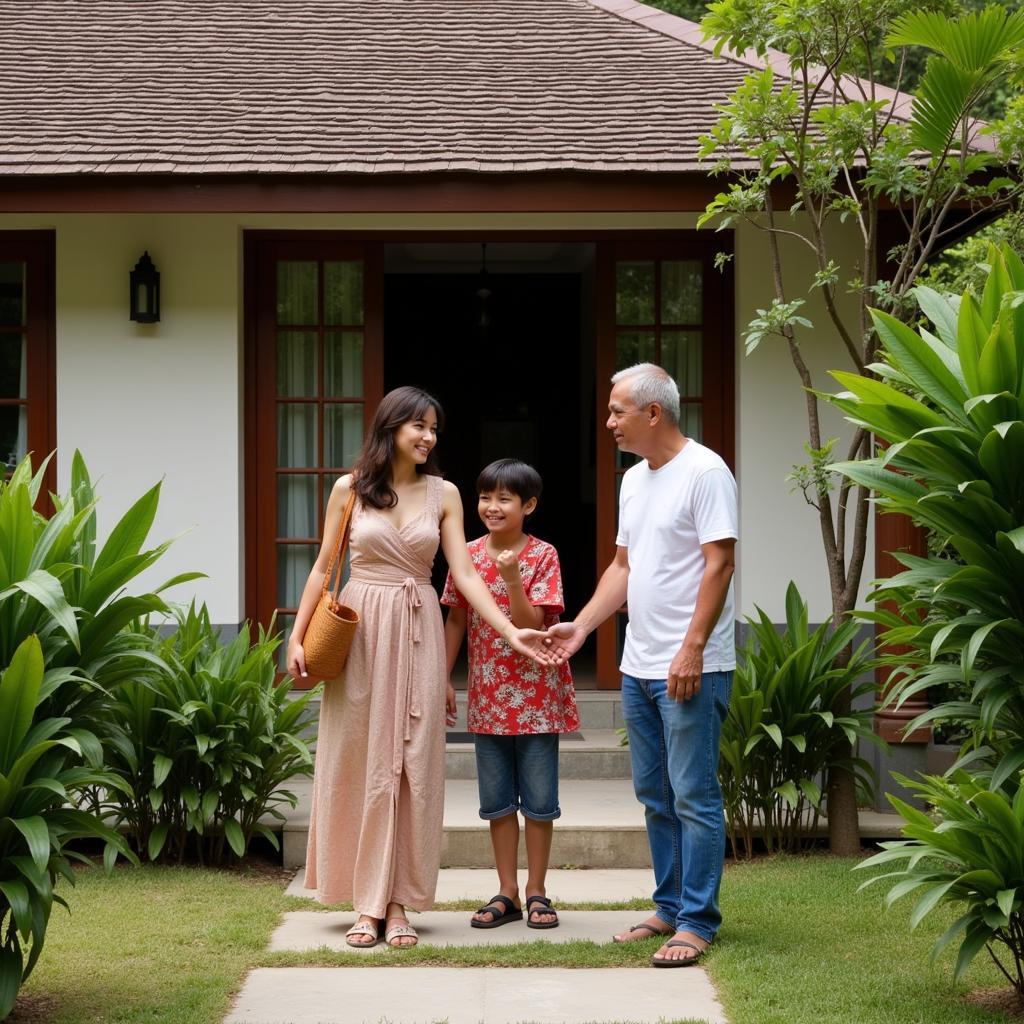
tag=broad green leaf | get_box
[147,823,169,861]
[92,482,161,575]
[153,753,173,789]
[0,878,31,940]
[223,818,246,858]
[10,815,51,873]
[0,636,44,767]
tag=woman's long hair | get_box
[352,386,445,509]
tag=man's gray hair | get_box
[611,363,680,426]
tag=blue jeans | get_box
[621,671,732,943]
[473,733,561,821]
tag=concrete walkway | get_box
[226,967,727,1024]
[228,870,730,1023]
[271,910,658,952]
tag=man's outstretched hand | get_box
[508,628,560,665]
[538,621,587,664]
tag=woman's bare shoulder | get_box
[329,474,355,503]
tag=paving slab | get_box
[270,910,656,952]
[286,868,654,904]
[225,966,727,1024]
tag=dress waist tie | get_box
[349,573,429,748]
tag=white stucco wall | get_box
[734,219,875,622]
[0,210,873,625]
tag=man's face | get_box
[606,379,649,456]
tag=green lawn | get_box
[14,855,1015,1024]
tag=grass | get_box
[13,854,1018,1024]
[16,866,288,1024]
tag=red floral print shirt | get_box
[442,535,579,735]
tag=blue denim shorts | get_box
[473,732,561,821]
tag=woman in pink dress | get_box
[286,386,547,949]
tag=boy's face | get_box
[478,488,537,535]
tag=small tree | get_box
[697,0,1024,853]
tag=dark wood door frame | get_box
[243,229,736,689]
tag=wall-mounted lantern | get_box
[130,251,160,323]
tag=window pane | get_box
[277,544,317,608]
[276,261,318,325]
[0,332,26,399]
[276,331,318,397]
[0,405,28,470]
[615,331,656,371]
[277,474,317,539]
[682,403,703,442]
[661,260,702,324]
[324,262,364,326]
[0,262,25,327]
[276,613,296,670]
[662,330,702,397]
[615,448,641,470]
[277,404,317,467]
[324,404,363,468]
[615,262,655,324]
[325,331,364,398]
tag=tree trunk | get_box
[826,763,862,855]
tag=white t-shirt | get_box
[615,440,738,677]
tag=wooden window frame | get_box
[0,230,56,502]
[594,235,736,687]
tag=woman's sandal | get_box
[525,894,559,930]
[470,894,523,929]
[384,918,419,948]
[344,919,380,948]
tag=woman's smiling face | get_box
[394,408,438,465]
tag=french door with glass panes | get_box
[246,237,382,685]
[594,237,735,688]
[0,232,55,498]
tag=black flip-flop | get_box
[651,939,706,968]
[611,921,673,944]
[525,895,559,929]
[470,894,523,929]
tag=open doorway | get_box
[383,242,598,683]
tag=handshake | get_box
[506,621,586,666]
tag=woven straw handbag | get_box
[302,490,359,679]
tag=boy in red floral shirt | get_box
[443,458,578,930]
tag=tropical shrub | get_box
[830,243,1024,790]
[93,603,320,865]
[721,582,880,857]
[858,771,1024,994]
[0,636,136,1019]
[0,451,200,741]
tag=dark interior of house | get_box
[382,242,599,683]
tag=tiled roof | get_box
[0,0,852,175]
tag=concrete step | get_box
[279,777,905,871]
[283,778,649,870]
[444,728,629,780]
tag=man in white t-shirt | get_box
[543,363,737,967]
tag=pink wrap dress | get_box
[304,474,447,916]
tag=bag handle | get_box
[322,489,357,606]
